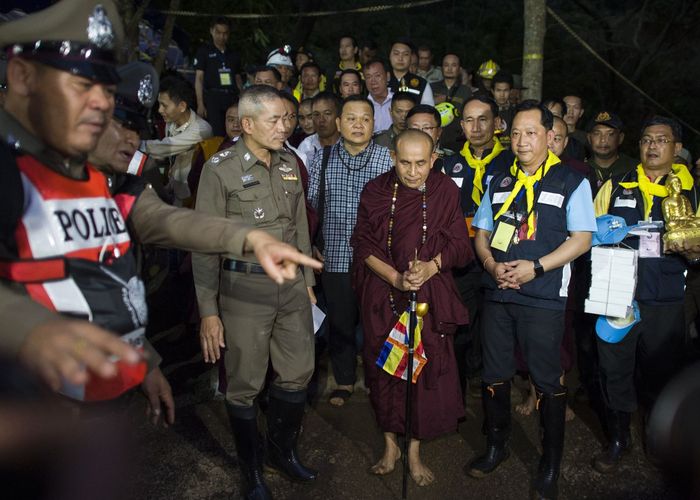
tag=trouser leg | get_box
[321,272,359,386]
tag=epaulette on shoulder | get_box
[209,149,233,166]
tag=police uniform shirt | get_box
[192,138,314,317]
[388,71,434,105]
[194,42,241,93]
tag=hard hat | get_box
[435,102,456,127]
[478,59,500,79]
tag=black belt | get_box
[223,258,266,274]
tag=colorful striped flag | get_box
[376,309,428,383]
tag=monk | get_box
[351,129,472,485]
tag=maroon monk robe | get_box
[351,169,473,440]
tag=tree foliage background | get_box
[126,0,699,153]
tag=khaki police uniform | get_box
[193,138,315,408]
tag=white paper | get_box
[312,304,326,335]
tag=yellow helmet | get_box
[435,102,456,127]
[478,59,500,79]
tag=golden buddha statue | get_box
[662,173,700,259]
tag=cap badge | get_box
[138,75,154,106]
[596,111,611,122]
[410,78,419,87]
[253,208,265,220]
[87,5,115,49]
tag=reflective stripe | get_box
[0,258,66,282]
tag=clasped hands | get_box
[394,259,437,292]
[486,259,536,289]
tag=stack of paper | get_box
[584,247,637,318]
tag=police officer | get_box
[591,116,699,473]
[193,85,317,499]
[194,17,242,136]
[469,101,596,499]
[0,0,319,419]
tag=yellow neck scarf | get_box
[619,163,694,220]
[493,151,560,238]
[460,137,505,206]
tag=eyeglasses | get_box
[640,137,673,146]
[409,125,438,133]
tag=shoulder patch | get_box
[210,149,232,165]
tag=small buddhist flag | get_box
[376,309,428,383]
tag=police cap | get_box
[114,62,158,133]
[0,0,123,84]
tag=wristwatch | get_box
[533,259,544,278]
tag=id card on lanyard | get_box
[219,67,232,86]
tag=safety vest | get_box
[484,161,585,310]
[607,169,699,304]
[0,155,148,401]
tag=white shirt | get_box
[141,110,213,203]
[368,89,394,133]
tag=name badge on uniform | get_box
[638,232,661,258]
[493,191,510,204]
[491,221,516,252]
[538,191,565,208]
[219,68,232,86]
[614,197,637,208]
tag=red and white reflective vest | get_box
[0,155,147,401]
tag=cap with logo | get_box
[114,62,158,133]
[586,110,624,132]
[0,0,123,84]
[592,214,637,246]
[596,300,641,343]
[267,45,294,68]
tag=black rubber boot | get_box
[467,381,511,478]
[531,389,567,500]
[225,404,272,500]
[592,409,631,473]
[266,387,318,482]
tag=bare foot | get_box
[515,388,536,416]
[408,439,435,486]
[565,404,576,422]
[329,384,354,407]
[370,434,401,475]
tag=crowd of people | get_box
[1,2,699,499]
